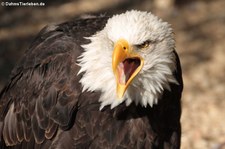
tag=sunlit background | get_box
[0,0,225,148]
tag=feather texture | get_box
[0,11,183,149]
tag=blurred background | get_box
[0,0,224,148]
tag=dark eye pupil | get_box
[135,40,151,49]
[140,41,149,48]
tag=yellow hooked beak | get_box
[112,39,144,98]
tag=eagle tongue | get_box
[117,58,140,85]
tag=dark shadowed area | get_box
[0,0,224,148]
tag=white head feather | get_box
[78,10,178,110]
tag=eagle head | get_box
[78,10,178,110]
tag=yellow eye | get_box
[137,41,150,49]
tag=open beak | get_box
[112,39,144,98]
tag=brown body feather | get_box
[0,16,183,149]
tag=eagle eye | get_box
[136,40,151,49]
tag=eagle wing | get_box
[0,16,108,146]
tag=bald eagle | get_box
[0,10,183,149]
